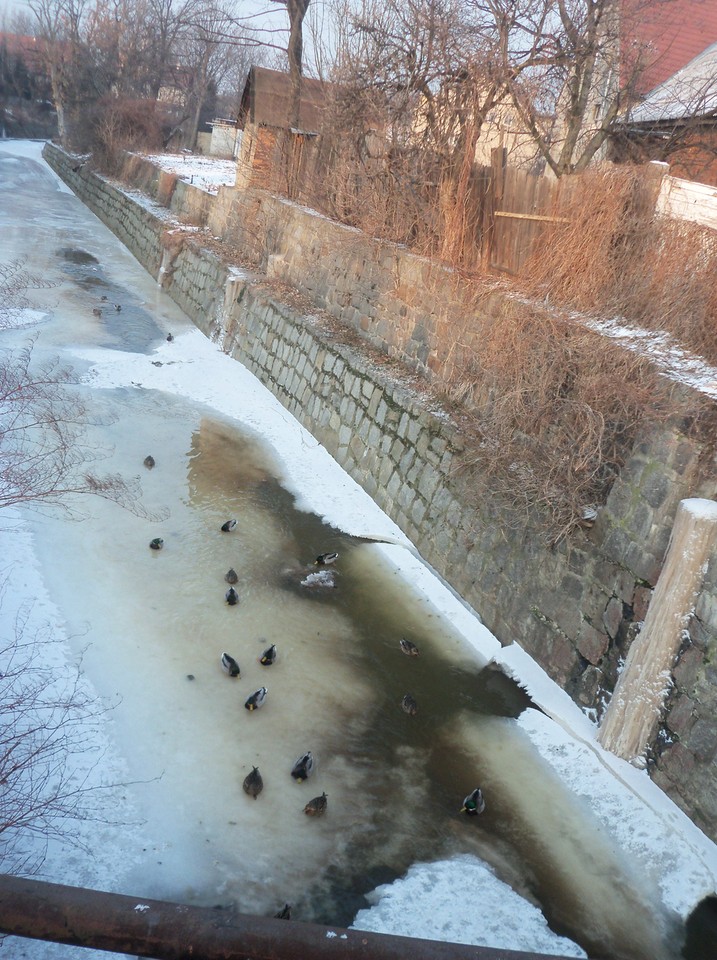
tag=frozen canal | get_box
[1,141,717,960]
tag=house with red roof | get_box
[624,0,717,96]
[613,3,717,185]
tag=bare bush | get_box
[0,260,56,330]
[0,340,152,517]
[523,165,717,366]
[0,264,153,874]
[88,96,167,175]
[0,262,161,518]
[447,294,690,541]
[0,591,121,875]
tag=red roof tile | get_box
[624,0,717,95]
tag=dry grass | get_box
[524,165,717,365]
[277,143,717,540]
[442,294,691,541]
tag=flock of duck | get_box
[144,452,486,916]
[144,458,341,830]
[92,293,122,318]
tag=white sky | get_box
[0,0,32,24]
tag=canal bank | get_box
[41,140,717,847]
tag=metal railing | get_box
[0,875,606,960]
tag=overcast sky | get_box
[0,0,31,24]
[0,0,293,34]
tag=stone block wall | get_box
[42,142,717,841]
[208,186,493,384]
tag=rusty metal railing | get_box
[0,875,605,960]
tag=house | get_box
[470,1,717,176]
[611,41,717,186]
[235,66,328,191]
[622,0,717,97]
[237,65,327,134]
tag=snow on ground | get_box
[137,151,237,194]
[352,855,586,957]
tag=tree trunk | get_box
[286,0,309,129]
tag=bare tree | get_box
[29,0,88,143]
[465,0,674,177]
[0,600,120,875]
[28,0,129,145]
[269,0,309,127]
[174,1,233,147]
[0,263,155,517]
[327,0,507,258]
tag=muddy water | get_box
[0,142,688,959]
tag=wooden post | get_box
[482,147,506,270]
[598,498,717,760]
[0,874,586,960]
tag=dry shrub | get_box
[633,219,717,360]
[524,165,717,365]
[87,97,166,176]
[449,295,687,541]
[315,134,442,250]
[286,83,487,266]
[244,113,716,537]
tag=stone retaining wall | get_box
[42,142,717,841]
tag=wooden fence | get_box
[239,126,666,278]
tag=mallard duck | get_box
[143,455,155,469]
[224,568,238,584]
[166,333,174,342]
[314,552,339,566]
[260,644,277,666]
[100,295,108,302]
[399,637,419,657]
[114,304,121,312]
[225,586,239,606]
[149,537,164,550]
[401,693,418,715]
[243,766,263,799]
[274,904,292,920]
[221,652,240,677]
[304,792,328,816]
[460,788,485,816]
[92,307,102,318]
[291,751,314,782]
[221,519,237,532]
[245,687,267,711]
